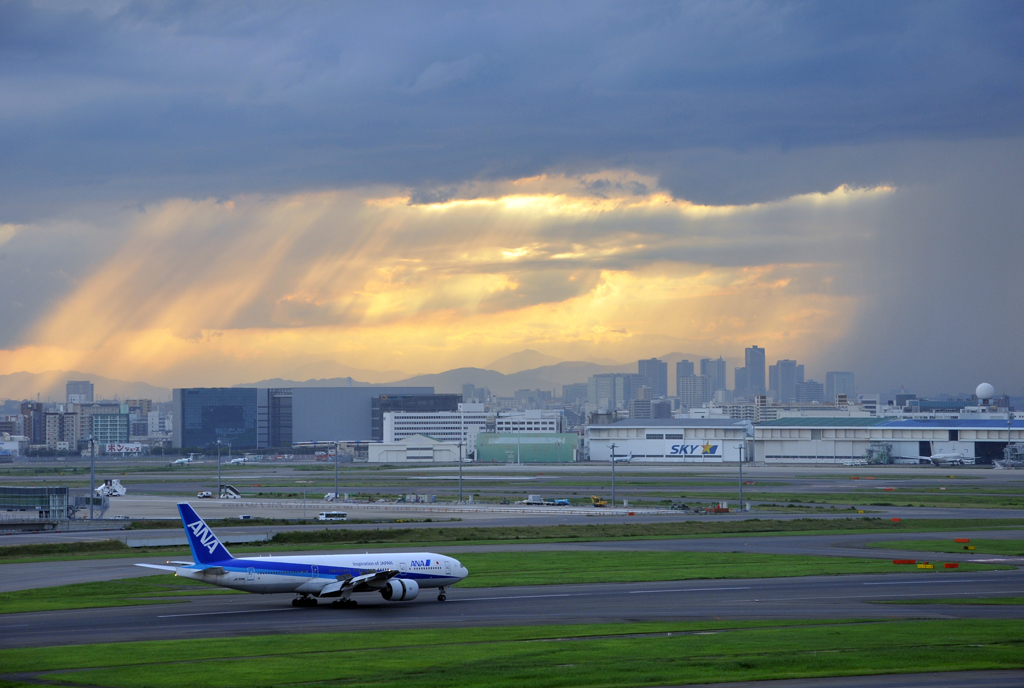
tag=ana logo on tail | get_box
[188,520,221,554]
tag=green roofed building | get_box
[475,433,578,463]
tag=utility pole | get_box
[738,442,744,511]
[217,441,221,499]
[89,436,95,520]
[610,442,616,507]
[458,440,463,504]
[334,442,339,502]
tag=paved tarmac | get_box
[2,570,1021,649]
[674,672,1024,688]
[4,529,1022,593]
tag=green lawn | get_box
[867,538,1024,556]
[0,576,238,614]
[0,620,1021,688]
[4,518,1024,565]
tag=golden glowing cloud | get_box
[0,173,893,385]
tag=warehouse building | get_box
[587,419,750,463]
[475,433,578,463]
[754,418,1024,465]
[367,435,461,463]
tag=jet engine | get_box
[380,578,419,601]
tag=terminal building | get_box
[587,419,751,463]
[754,417,1024,465]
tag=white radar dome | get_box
[976,382,995,400]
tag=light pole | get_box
[217,441,221,499]
[737,442,745,511]
[334,442,340,502]
[610,442,616,507]
[88,436,95,520]
[458,440,463,504]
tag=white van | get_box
[317,511,348,521]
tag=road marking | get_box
[629,587,753,594]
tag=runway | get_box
[2,569,1021,649]
[3,529,1022,593]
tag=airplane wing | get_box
[318,570,399,597]
[135,563,178,572]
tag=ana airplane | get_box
[136,504,468,607]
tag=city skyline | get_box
[0,4,1021,396]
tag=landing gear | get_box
[292,595,318,607]
[437,586,447,602]
[331,598,358,608]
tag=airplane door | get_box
[399,561,407,573]
[312,565,319,579]
[445,561,451,576]
[247,567,255,581]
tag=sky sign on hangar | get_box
[667,441,721,457]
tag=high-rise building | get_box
[700,357,727,393]
[587,373,644,410]
[677,375,711,408]
[795,380,825,403]
[93,413,129,445]
[769,359,800,403]
[44,412,79,450]
[674,360,695,400]
[384,403,490,446]
[733,367,747,397]
[745,346,766,396]
[371,394,461,441]
[66,380,94,404]
[562,383,588,405]
[638,358,668,398]
[20,402,44,444]
[826,372,856,403]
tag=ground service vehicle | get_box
[590,495,607,507]
[317,511,347,521]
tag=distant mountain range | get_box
[0,370,172,403]
[0,351,730,402]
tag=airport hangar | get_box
[586,419,751,463]
[754,417,1024,464]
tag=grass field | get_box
[2,551,1008,614]
[867,538,1024,556]
[0,576,238,614]
[0,620,1021,688]
[4,517,1024,565]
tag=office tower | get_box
[826,372,856,403]
[371,394,461,441]
[587,373,643,410]
[677,375,711,408]
[676,359,694,379]
[769,359,800,403]
[700,357,727,393]
[66,380,94,404]
[795,380,825,403]
[562,383,588,405]
[734,367,748,397]
[638,358,668,398]
[745,346,766,396]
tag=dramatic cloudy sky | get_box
[1,1,1021,395]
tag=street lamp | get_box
[217,440,221,499]
[737,442,745,511]
[334,442,340,503]
[458,440,463,504]
[88,436,95,519]
[610,442,617,508]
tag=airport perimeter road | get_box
[2,570,1022,649]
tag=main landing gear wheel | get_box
[292,596,318,607]
[331,599,358,608]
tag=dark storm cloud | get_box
[1,0,1022,217]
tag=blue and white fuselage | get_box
[136,503,468,606]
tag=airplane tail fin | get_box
[177,503,232,564]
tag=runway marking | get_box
[158,608,297,618]
[862,579,990,586]
[629,587,753,594]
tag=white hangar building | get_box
[587,419,751,463]
[754,418,1024,465]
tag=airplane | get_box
[171,453,202,465]
[228,453,262,465]
[136,503,468,607]
[921,452,971,466]
[611,451,634,463]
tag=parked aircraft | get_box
[922,452,971,466]
[136,504,468,607]
[171,454,202,465]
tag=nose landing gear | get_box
[437,586,447,602]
